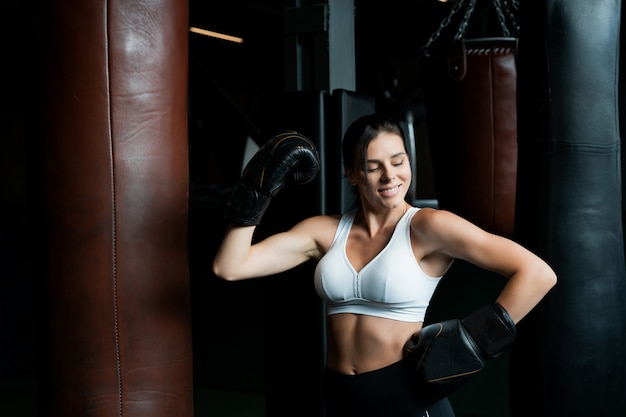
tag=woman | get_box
[213,113,557,417]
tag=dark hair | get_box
[341,113,407,172]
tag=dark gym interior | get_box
[2,1,626,416]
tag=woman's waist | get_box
[326,350,405,375]
[325,313,422,375]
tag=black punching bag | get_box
[511,1,626,416]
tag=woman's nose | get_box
[381,167,394,182]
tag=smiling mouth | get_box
[379,184,401,194]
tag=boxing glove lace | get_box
[224,131,320,226]
[403,302,516,404]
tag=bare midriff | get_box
[325,313,423,375]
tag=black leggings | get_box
[323,361,455,417]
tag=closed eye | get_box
[366,154,407,172]
[389,156,407,167]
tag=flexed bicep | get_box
[214,216,327,281]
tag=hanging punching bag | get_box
[38,0,194,416]
[511,1,626,416]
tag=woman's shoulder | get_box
[293,214,343,253]
[411,206,438,223]
[411,207,492,249]
[301,213,343,223]
[412,206,460,219]
[293,213,342,233]
[410,207,464,233]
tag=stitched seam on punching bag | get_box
[489,50,497,228]
[104,2,123,416]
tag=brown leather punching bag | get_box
[38,1,193,416]
[422,0,519,238]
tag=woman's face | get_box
[347,132,411,211]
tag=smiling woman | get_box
[212,112,556,417]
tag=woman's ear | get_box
[345,168,357,186]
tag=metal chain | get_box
[494,0,511,37]
[422,0,519,56]
[453,0,477,41]
[493,0,519,37]
[499,0,520,35]
[422,0,469,55]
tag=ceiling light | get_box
[189,27,243,44]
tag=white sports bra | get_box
[314,207,442,322]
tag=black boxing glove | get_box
[403,303,516,404]
[224,131,320,226]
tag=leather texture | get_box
[38,0,194,416]
[224,131,320,226]
[453,38,518,238]
[404,303,516,404]
[424,37,518,238]
[404,319,485,404]
[512,1,626,416]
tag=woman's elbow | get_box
[538,264,558,293]
[212,261,238,282]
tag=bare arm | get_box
[212,216,332,281]
[418,209,557,323]
[404,208,557,402]
[213,131,324,281]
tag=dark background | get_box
[2,1,619,416]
